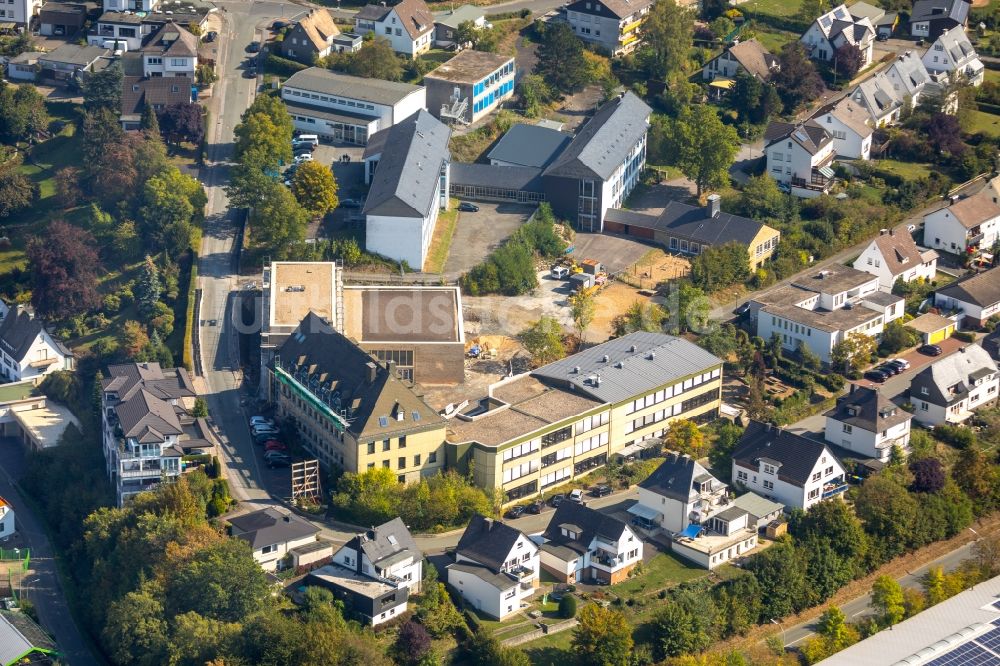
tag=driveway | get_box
[443,202,534,276]
[569,232,654,274]
[0,443,95,665]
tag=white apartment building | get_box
[330,518,423,594]
[448,515,539,620]
[922,25,984,86]
[824,384,913,461]
[633,452,728,533]
[750,265,903,363]
[0,0,42,27]
[281,67,426,146]
[852,228,938,290]
[910,345,999,425]
[764,120,836,198]
[140,22,198,77]
[563,0,654,56]
[538,502,643,584]
[732,421,849,511]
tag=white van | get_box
[551,266,569,279]
[294,134,319,147]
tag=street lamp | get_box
[770,618,785,647]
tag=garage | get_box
[906,312,956,345]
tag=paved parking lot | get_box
[569,232,655,274]
[443,202,535,275]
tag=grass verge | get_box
[423,200,460,273]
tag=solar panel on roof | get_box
[833,7,847,18]
[820,16,832,27]
[993,617,1000,626]
[925,642,999,666]
[975,627,1000,652]
[991,600,1000,611]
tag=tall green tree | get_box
[140,103,161,136]
[535,22,590,93]
[773,42,825,112]
[139,166,206,254]
[348,37,403,81]
[135,255,162,320]
[690,242,752,291]
[572,604,634,666]
[0,153,34,218]
[249,182,309,257]
[569,289,596,342]
[669,105,740,196]
[871,575,905,627]
[640,0,693,79]
[291,161,339,216]
[166,538,270,622]
[520,316,566,365]
[83,60,124,111]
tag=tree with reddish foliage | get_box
[925,113,965,156]
[773,42,825,113]
[834,43,865,79]
[159,103,204,146]
[393,620,432,666]
[26,220,102,319]
[910,457,946,494]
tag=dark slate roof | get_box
[763,120,832,155]
[455,514,525,573]
[911,0,970,24]
[355,3,392,21]
[275,312,444,439]
[342,517,420,569]
[121,75,192,117]
[604,201,768,247]
[449,162,544,192]
[363,110,451,218]
[564,0,654,19]
[486,123,571,169]
[102,362,196,402]
[543,92,651,182]
[542,502,631,553]
[140,21,199,57]
[936,266,1000,308]
[39,43,108,66]
[0,610,56,666]
[823,384,912,432]
[115,388,183,439]
[909,344,997,407]
[731,420,841,487]
[229,507,319,550]
[638,452,721,502]
[530,331,722,404]
[0,307,70,362]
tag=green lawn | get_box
[423,200,460,273]
[873,159,936,181]
[751,28,799,53]
[968,109,1000,137]
[746,0,804,18]
[610,552,709,597]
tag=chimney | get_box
[706,193,721,219]
[386,359,397,376]
[366,361,378,383]
[283,516,291,523]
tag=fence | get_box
[501,618,578,647]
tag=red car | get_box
[264,440,287,452]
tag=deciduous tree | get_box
[691,242,751,291]
[572,604,634,666]
[520,316,566,365]
[26,220,102,319]
[872,575,905,627]
[773,42,824,112]
[348,37,402,81]
[83,60,123,111]
[909,457,946,493]
[640,0,693,79]
[833,43,864,79]
[0,153,34,218]
[159,102,204,146]
[668,105,739,196]
[831,332,876,375]
[569,289,596,342]
[139,166,206,254]
[664,419,705,457]
[249,182,309,256]
[394,620,432,665]
[291,160,339,216]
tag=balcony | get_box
[28,357,58,369]
[822,477,849,499]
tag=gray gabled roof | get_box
[342,517,421,569]
[228,507,319,550]
[450,162,544,192]
[0,307,70,363]
[530,332,723,405]
[455,514,526,573]
[486,123,571,169]
[363,110,451,219]
[543,92,651,182]
[447,561,518,590]
[823,384,912,432]
[936,266,1000,308]
[909,344,997,407]
[731,492,784,520]
[542,502,632,552]
[764,119,832,155]
[283,67,424,107]
[732,420,841,487]
[639,452,722,502]
[604,201,770,248]
[911,0,970,24]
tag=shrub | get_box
[934,424,976,449]
[559,594,578,618]
[953,331,976,342]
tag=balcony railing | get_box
[822,478,849,499]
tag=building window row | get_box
[575,431,609,456]
[541,445,573,468]
[623,368,721,415]
[575,411,609,435]
[541,425,573,448]
[506,480,537,501]
[503,460,539,484]
[574,452,607,475]
[285,88,377,111]
[503,438,540,462]
[540,467,571,489]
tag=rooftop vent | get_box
[602,355,610,362]
[614,361,624,369]
[573,366,581,373]
[647,351,656,360]
[629,345,637,353]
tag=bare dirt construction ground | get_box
[421,334,532,410]
[553,85,605,131]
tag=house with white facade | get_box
[281,67,426,146]
[883,50,939,110]
[934,266,1000,329]
[542,91,650,231]
[432,4,487,48]
[800,4,875,68]
[353,0,435,57]
[763,120,836,198]
[924,178,1000,258]
[824,384,913,461]
[0,497,14,540]
[564,0,655,56]
[448,515,539,620]
[305,518,421,625]
[1,0,42,27]
[0,305,73,383]
[852,227,938,290]
[539,502,643,584]
[732,420,849,511]
[139,21,198,77]
[749,264,903,363]
[671,505,761,570]
[812,97,873,160]
[910,344,999,425]
[911,0,971,41]
[922,25,984,86]
[101,362,213,506]
[849,71,905,128]
[229,507,320,572]
[363,110,450,269]
[633,451,728,533]
[331,518,422,593]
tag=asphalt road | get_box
[781,536,981,648]
[0,445,95,666]
[328,0,566,21]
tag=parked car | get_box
[250,416,273,426]
[265,440,288,452]
[878,363,901,376]
[264,449,288,460]
[527,499,544,514]
[339,198,362,208]
[247,40,261,52]
[919,344,943,356]
[254,433,276,445]
[505,505,526,519]
[271,20,289,29]
[457,202,479,212]
[590,484,612,498]
[551,265,569,279]
[864,369,889,383]
[294,153,313,163]
[293,145,313,156]
[253,428,280,438]
[568,489,584,504]
[267,456,291,468]
[877,32,889,41]
[204,31,218,42]
[549,493,565,507]
[243,67,257,78]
